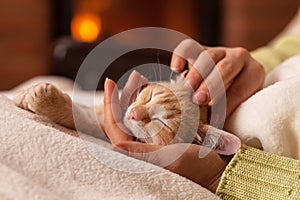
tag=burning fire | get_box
[71,13,102,42]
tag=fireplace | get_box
[52,0,221,90]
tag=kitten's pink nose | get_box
[129,109,139,120]
[128,106,150,122]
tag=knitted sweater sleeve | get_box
[251,35,300,74]
[216,145,300,200]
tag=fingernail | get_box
[104,77,108,87]
[171,57,181,71]
[193,91,209,105]
[105,77,110,83]
[131,70,139,76]
[104,77,111,88]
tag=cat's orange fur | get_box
[13,78,209,145]
[13,75,241,155]
[123,80,209,145]
[13,83,106,140]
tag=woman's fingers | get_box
[104,78,133,144]
[193,48,250,106]
[170,54,186,72]
[225,60,265,117]
[194,57,243,105]
[114,141,227,192]
[114,141,167,167]
[171,39,205,72]
[115,142,192,168]
[120,71,148,113]
[185,48,226,92]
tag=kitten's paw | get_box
[13,83,72,118]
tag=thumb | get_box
[115,141,162,153]
[114,142,164,166]
[114,142,191,168]
[104,78,133,144]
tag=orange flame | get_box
[71,13,102,42]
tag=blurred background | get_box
[0,0,299,90]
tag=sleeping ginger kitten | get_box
[13,72,240,155]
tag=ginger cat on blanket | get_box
[13,72,240,155]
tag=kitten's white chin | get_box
[123,113,152,143]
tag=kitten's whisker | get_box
[145,137,150,144]
[169,70,174,81]
[159,65,162,82]
[136,73,146,94]
[156,51,162,82]
[152,64,158,82]
[140,134,149,144]
[170,70,181,81]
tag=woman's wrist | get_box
[209,170,224,193]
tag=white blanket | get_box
[2,54,300,199]
[225,54,300,159]
[0,95,218,200]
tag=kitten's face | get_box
[123,80,204,145]
[123,76,241,155]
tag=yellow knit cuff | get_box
[216,145,300,200]
[251,48,283,74]
[251,35,300,74]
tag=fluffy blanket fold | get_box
[2,54,300,199]
[0,96,218,200]
[226,55,300,159]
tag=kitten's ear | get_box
[202,125,241,155]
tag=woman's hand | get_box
[103,71,148,143]
[115,141,227,193]
[170,39,265,117]
[103,77,227,193]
